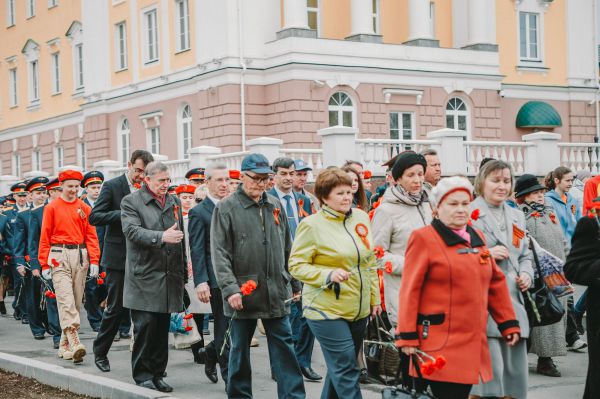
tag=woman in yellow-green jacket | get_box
[289,167,381,399]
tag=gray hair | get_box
[420,148,438,157]
[145,161,168,177]
[204,162,228,179]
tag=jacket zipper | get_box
[343,215,363,321]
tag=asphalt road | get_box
[0,294,587,399]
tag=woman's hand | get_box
[505,333,520,347]
[516,273,532,292]
[329,268,350,283]
[370,305,382,318]
[489,245,509,261]
[401,346,417,356]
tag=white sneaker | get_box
[568,339,587,352]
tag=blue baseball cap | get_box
[241,153,273,174]
[294,159,312,172]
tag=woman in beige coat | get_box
[371,151,433,324]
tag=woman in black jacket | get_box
[563,214,600,399]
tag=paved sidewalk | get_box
[0,294,587,399]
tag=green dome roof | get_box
[516,101,562,129]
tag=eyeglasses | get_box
[133,168,145,175]
[244,173,270,184]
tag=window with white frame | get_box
[27,0,35,18]
[29,59,39,103]
[9,68,18,107]
[328,92,354,127]
[148,126,160,154]
[390,112,415,140]
[429,2,435,38]
[75,43,84,89]
[143,8,159,63]
[180,105,192,159]
[6,0,15,26]
[307,0,319,34]
[55,145,64,170]
[175,0,190,52]
[372,0,380,34]
[77,141,86,169]
[32,149,41,171]
[12,153,21,177]
[519,12,540,61]
[446,97,468,132]
[51,52,60,93]
[118,118,130,166]
[115,22,128,70]
[48,0,58,8]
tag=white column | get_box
[426,128,468,175]
[188,146,222,169]
[407,0,433,41]
[523,132,562,176]
[350,0,374,36]
[246,137,283,164]
[464,0,497,50]
[318,127,358,168]
[283,0,309,30]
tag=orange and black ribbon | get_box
[273,208,281,225]
[173,205,180,221]
[297,199,310,218]
[512,224,525,248]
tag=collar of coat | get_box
[431,218,485,248]
[139,185,176,210]
[321,205,352,221]
[235,186,276,209]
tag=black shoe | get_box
[271,370,276,381]
[152,378,173,393]
[300,366,322,381]
[0,302,6,315]
[205,354,218,383]
[575,313,586,335]
[91,326,100,332]
[537,357,561,377]
[53,341,60,350]
[13,312,21,321]
[33,334,45,340]
[136,380,156,390]
[21,318,29,325]
[120,332,131,339]
[193,347,206,364]
[95,356,110,372]
[359,368,369,384]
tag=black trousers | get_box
[204,287,229,380]
[93,269,130,357]
[131,309,170,384]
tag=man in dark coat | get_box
[121,161,186,393]
[212,153,305,398]
[188,163,230,385]
[91,150,153,372]
[564,211,600,399]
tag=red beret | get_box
[175,184,196,195]
[229,169,241,180]
[58,170,83,182]
[363,170,372,179]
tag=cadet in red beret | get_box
[175,184,196,216]
[38,169,100,364]
[228,169,241,194]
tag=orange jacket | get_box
[583,174,600,216]
[39,197,100,269]
[395,220,520,385]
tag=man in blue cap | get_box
[292,159,319,211]
[81,171,106,332]
[6,181,31,322]
[212,153,306,398]
[14,176,49,339]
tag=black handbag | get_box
[381,355,436,399]
[365,312,400,385]
[523,238,565,327]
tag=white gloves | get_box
[89,264,99,278]
[42,268,52,281]
[16,265,26,277]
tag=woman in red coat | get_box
[395,176,521,399]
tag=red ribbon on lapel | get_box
[512,223,525,248]
[173,204,180,221]
[273,208,281,225]
[297,198,310,218]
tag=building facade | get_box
[0,0,598,178]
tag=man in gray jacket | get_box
[211,153,305,398]
[121,161,186,393]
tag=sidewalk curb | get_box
[0,352,179,399]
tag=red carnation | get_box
[434,355,447,370]
[384,261,393,274]
[183,313,194,320]
[530,211,541,218]
[420,361,435,376]
[470,209,480,221]
[25,255,30,262]
[44,290,52,298]
[240,279,258,296]
[374,246,385,259]
[51,258,59,267]
[99,271,106,278]
[97,278,104,285]
[185,326,193,332]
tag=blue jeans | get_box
[290,301,315,368]
[228,316,305,398]
[24,272,45,336]
[574,289,588,315]
[45,280,62,345]
[307,317,368,399]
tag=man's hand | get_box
[32,269,40,277]
[228,293,243,310]
[196,283,211,303]
[89,264,99,278]
[162,223,184,244]
[16,265,26,277]
[41,268,52,281]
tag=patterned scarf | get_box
[395,184,425,205]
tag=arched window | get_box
[445,97,468,132]
[328,92,354,127]
[118,118,130,166]
[180,105,192,159]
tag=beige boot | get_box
[57,332,74,360]
[65,327,86,363]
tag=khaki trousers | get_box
[48,246,89,330]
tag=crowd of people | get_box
[0,146,598,399]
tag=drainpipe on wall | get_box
[238,0,247,151]
[593,0,600,142]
